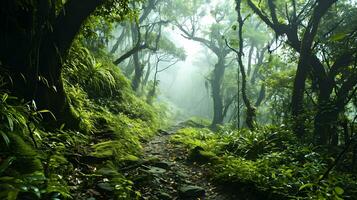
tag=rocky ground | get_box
[123,125,238,200]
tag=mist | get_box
[156,30,213,121]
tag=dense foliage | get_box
[171,124,357,199]
[0,40,162,199]
[0,0,356,199]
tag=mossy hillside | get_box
[62,43,160,169]
[0,41,161,199]
[60,43,161,198]
[171,125,357,199]
[63,42,159,132]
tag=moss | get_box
[188,146,219,164]
[90,141,121,158]
[6,134,42,174]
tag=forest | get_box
[0,0,357,199]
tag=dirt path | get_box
[130,126,237,200]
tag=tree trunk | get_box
[235,0,256,130]
[314,102,338,145]
[255,84,266,107]
[247,45,254,77]
[291,0,333,139]
[210,57,226,128]
[131,52,143,91]
[291,53,310,138]
[0,0,105,129]
[130,23,143,91]
[146,60,158,105]
[142,54,152,87]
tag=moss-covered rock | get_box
[188,146,218,164]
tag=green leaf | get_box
[334,186,344,195]
[33,109,56,120]
[330,32,347,41]
[0,131,10,146]
[6,116,14,131]
[2,93,8,102]
[299,183,314,191]
[59,124,65,130]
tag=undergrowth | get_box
[0,41,163,199]
[171,125,357,199]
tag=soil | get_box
[126,125,239,200]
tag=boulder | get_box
[188,146,218,164]
[153,161,173,169]
[178,185,205,199]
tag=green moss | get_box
[188,147,219,164]
[90,141,120,158]
[6,134,43,174]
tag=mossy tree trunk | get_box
[0,0,105,129]
[210,57,226,128]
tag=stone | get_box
[178,185,205,199]
[120,154,140,166]
[188,146,218,164]
[146,166,166,174]
[153,161,173,169]
[158,129,170,135]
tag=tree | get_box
[177,19,232,128]
[0,0,132,129]
[225,3,273,129]
[246,0,357,144]
[112,0,173,91]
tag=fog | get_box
[156,30,213,121]
[154,3,221,122]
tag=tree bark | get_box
[130,23,143,91]
[0,0,105,129]
[210,57,226,128]
[142,54,152,87]
[235,0,256,130]
[247,45,255,76]
[291,0,335,139]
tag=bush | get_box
[171,125,357,199]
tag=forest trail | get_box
[129,125,238,200]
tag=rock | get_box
[157,191,172,200]
[133,173,154,186]
[188,146,218,164]
[153,161,173,169]
[178,185,205,199]
[119,154,140,166]
[158,129,170,135]
[146,156,161,164]
[146,166,166,174]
